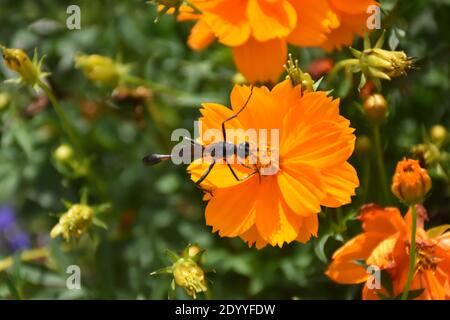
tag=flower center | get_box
[414,241,441,273]
[244,143,280,176]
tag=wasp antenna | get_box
[142,154,171,166]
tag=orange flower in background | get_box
[188,79,359,248]
[176,0,378,83]
[326,204,450,300]
[391,158,432,205]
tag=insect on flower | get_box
[143,86,265,191]
[145,80,359,248]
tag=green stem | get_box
[38,81,83,157]
[373,124,389,204]
[38,80,106,197]
[326,59,359,87]
[361,158,371,204]
[401,205,417,300]
[124,75,185,97]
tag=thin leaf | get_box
[427,225,450,238]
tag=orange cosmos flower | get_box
[176,0,378,83]
[187,79,359,248]
[326,204,450,300]
[391,158,432,206]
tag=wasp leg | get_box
[195,160,216,186]
[221,86,254,144]
[226,162,259,182]
[240,170,259,181]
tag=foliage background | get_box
[0,0,448,299]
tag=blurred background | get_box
[0,0,448,299]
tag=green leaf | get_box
[314,234,332,263]
[165,249,180,263]
[427,225,450,238]
[313,77,324,91]
[394,288,425,300]
[375,30,386,49]
[93,217,108,230]
[150,266,173,276]
[11,119,33,158]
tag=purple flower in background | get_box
[8,231,30,251]
[0,206,16,231]
[0,205,31,252]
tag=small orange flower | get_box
[391,158,432,205]
[174,0,378,83]
[188,80,359,248]
[326,204,450,300]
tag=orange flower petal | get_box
[232,37,287,84]
[247,0,297,42]
[326,258,369,284]
[329,0,378,16]
[198,102,243,141]
[201,0,251,46]
[203,14,251,47]
[282,121,355,170]
[320,161,359,208]
[326,232,385,284]
[287,0,338,47]
[240,225,269,249]
[296,214,319,243]
[188,159,252,190]
[187,20,216,51]
[366,233,400,269]
[359,204,405,235]
[255,177,301,247]
[204,175,259,237]
[277,166,325,215]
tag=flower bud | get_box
[53,144,74,164]
[411,143,440,167]
[430,125,447,147]
[50,204,94,241]
[391,158,432,205]
[187,244,202,258]
[284,54,314,92]
[173,258,208,299]
[232,73,247,85]
[363,94,388,123]
[75,54,129,87]
[355,135,372,156]
[1,46,48,88]
[359,48,413,80]
[150,244,212,299]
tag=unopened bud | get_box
[50,204,94,241]
[430,125,447,147]
[1,46,48,88]
[54,144,74,164]
[363,94,388,123]
[391,158,432,205]
[355,135,372,156]
[75,54,129,87]
[173,258,208,299]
